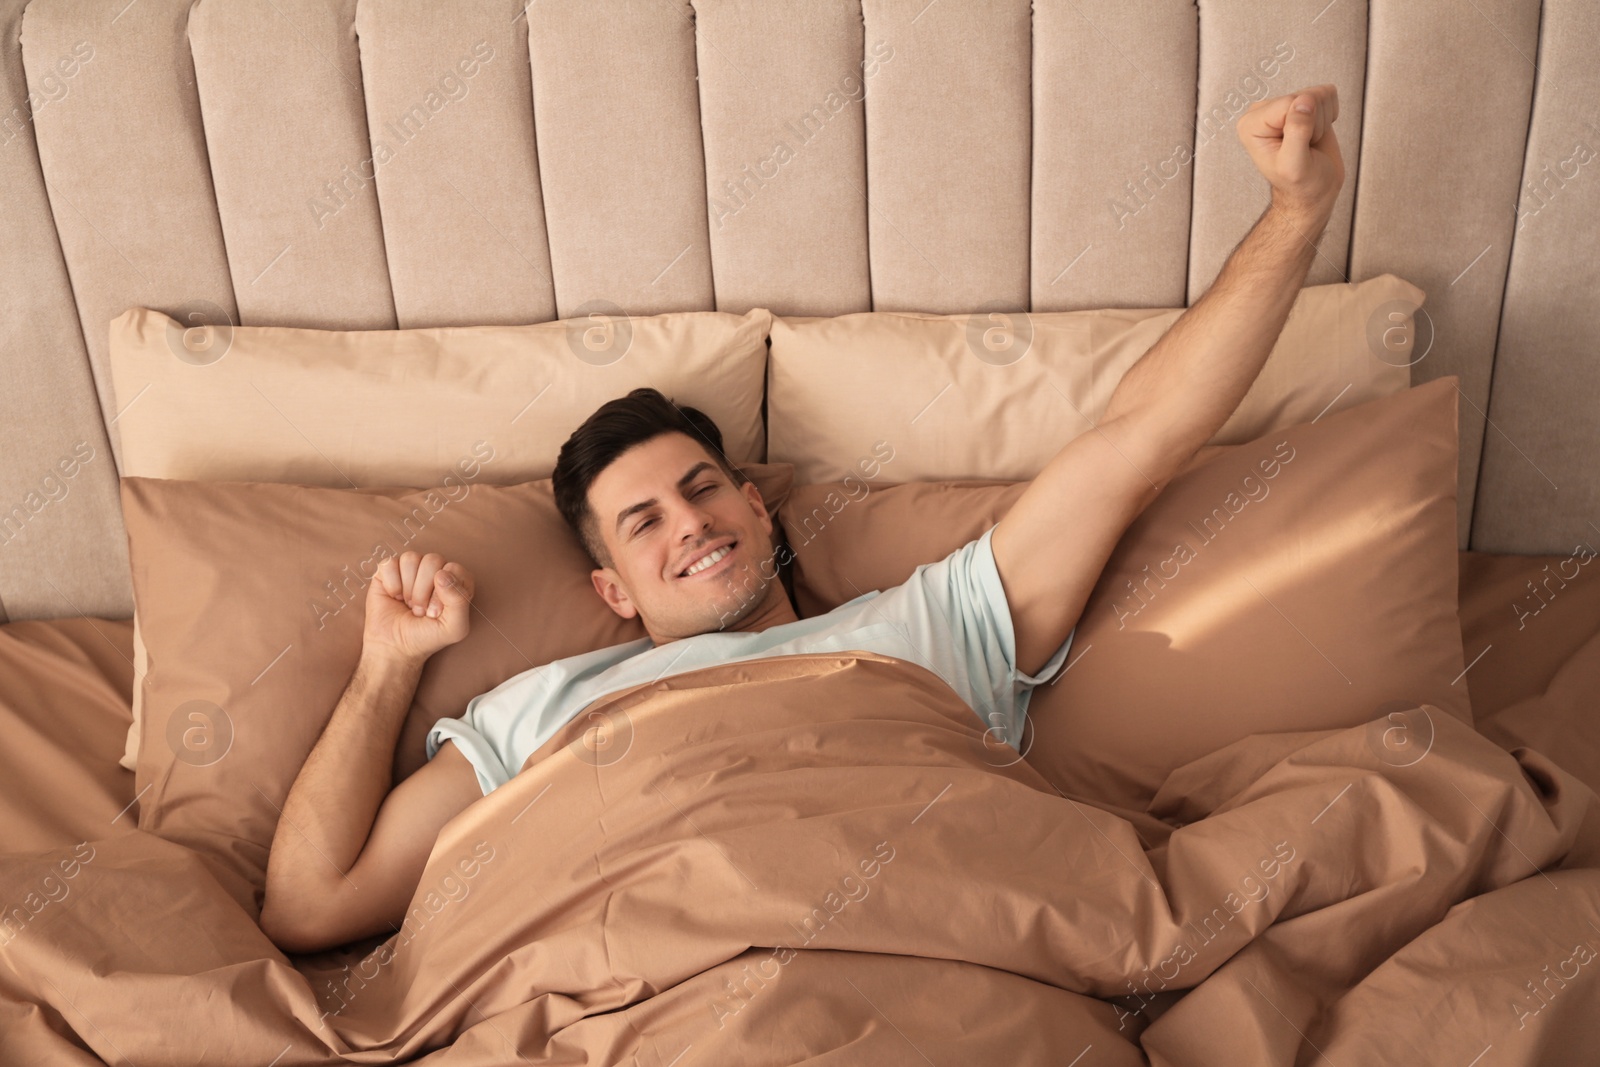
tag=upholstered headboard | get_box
[1,0,1594,622]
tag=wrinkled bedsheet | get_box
[0,617,138,856]
[3,651,1600,1065]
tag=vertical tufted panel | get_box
[695,0,871,317]
[1032,0,1196,311]
[861,0,1031,314]
[1474,0,1600,553]
[188,0,395,330]
[23,0,236,466]
[3,0,1598,619]
[1187,0,1366,298]
[526,0,714,318]
[356,0,556,327]
[1349,0,1542,550]
[0,0,130,620]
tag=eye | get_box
[631,483,717,537]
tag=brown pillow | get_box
[125,463,791,913]
[109,305,773,773]
[778,379,1469,809]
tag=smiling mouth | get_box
[678,540,737,579]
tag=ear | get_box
[590,567,639,620]
[740,478,773,536]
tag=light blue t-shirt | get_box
[426,525,1076,795]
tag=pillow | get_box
[108,305,772,485]
[110,305,773,772]
[777,378,1469,809]
[123,463,792,913]
[768,274,1423,485]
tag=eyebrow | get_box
[614,461,718,536]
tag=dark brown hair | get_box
[552,387,748,567]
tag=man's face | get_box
[586,432,779,643]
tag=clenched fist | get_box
[363,550,475,667]
[1238,83,1345,224]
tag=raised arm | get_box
[993,84,1346,677]
[260,551,483,954]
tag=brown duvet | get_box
[0,618,138,856]
[4,650,1600,1065]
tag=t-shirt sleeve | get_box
[426,693,514,797]
[863,524,1075,749]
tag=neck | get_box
[648,575,800,646]
[723,578,801,634]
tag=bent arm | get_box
[994,201,1331,677]
[260,649,481,952]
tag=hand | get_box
[1237,83,1345,224]
[362,551,475,668]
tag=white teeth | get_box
[683,545,731,576]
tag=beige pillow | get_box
[108,304,771,486]
[768,274,1423,485]
[111,305,772,772]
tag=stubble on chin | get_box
[705,565,772,634]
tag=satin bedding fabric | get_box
[3,650,1599,1065]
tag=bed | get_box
[4,0,1600,1063]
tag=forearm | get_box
[262,647,421,917]
[1102,200,1331,471]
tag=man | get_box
[260,84,1344,954]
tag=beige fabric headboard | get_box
[1,0,1594,623]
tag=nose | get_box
[670,496,715,545]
